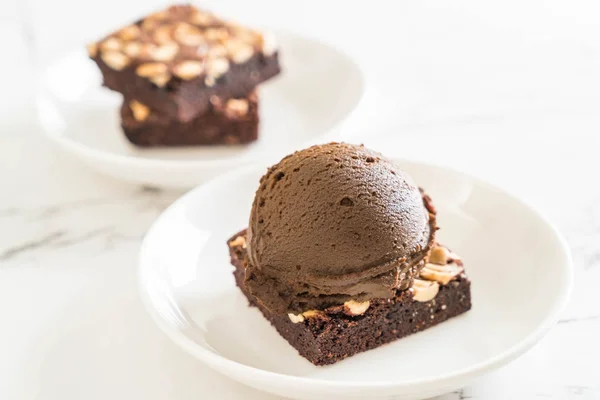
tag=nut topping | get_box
[136,62,168,77]
[428,245,450,265]
[173,60,204,80]
[343,300,370,316]
[226,39,254,64]
[420,263,464,285]
[261,32,277,56]
[412,279,440,302]
[228,235,246,248]
[141,18,159,31]
[224,99,249,118]
[209,95,223,107]
[153,25,173,45]
[123,42,143,57]
[225,99,249,118]
[204,76,216,87]
[301,310,323,319]
[142,10,169,30]
[86,43,98,58]
[448,251,462,264]
[149,42,179,62]
[91,5,274,87]
[235,27,260,44]
[118,25,140,41]
[148,10,169,21]
[204,28,229,42]
[100,37,122,52]
[129,100,150,121]
[100,51,130,70]
[207,45,227,59]
[174,23,206,46]
[190,10,214,26]
[149,73,171,87]
[288,313,304,323]
[206,57,229,78]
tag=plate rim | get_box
[138,157,573,391]
[35,29,366,170]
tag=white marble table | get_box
[2,0,600,399]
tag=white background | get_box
[2,0,600,399]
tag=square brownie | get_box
[88,4,280,122]
[227,230,472,366]
[121,91,259,147]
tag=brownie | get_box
[227,230,472,366]
[121,91,259,147]
[88,4,280,122]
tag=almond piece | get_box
[224,99,249,118]
[301,310,322,319]
[261,32,277,56]
[204,76,216,87]
[119,25,141,41]
[204,28,229,42]
[153,25,173,45]
[100,51,130,70]
[228,235,246,248]
[129,100,150,121]
[226,39,254,64]
[288,313,304,323]
[142,11,169,30]
[86,42,98,58]
[412,279,440,302]
[420,263,464,285]
[149,73,171,88]
[149,10,169,20]
[174,22,206,47]
[190,10,214,26]
[428,246,450,265]
[207,45,227,59]
[141,18,158,31]
[100,37,122,52]
[235,28,260,45]
[343,300,370,316]
[206,57,229,78]
[448,252,462,264]
[149,42,179,62]
[136,62,168,77]
[209,95,223,107]
[123,42,142,58]
[173,60,204,80]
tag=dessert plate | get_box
[138,158,572,400]
[35,31,364,188]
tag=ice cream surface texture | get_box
[245,143,436,314]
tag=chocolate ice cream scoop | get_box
[245,143,436,315]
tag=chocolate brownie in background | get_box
[87,4,280,146]
[226,143,472,365]
[121,91,259,146]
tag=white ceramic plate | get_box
[35,31,364,188]
[138,158,572,400]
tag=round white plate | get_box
[35,31,364,188]
[138,158,572,400]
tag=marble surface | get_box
[2,0,600,399]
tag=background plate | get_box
[36,31,365,188]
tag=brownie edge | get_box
[121,92,259,147]
[227,230,472,366]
